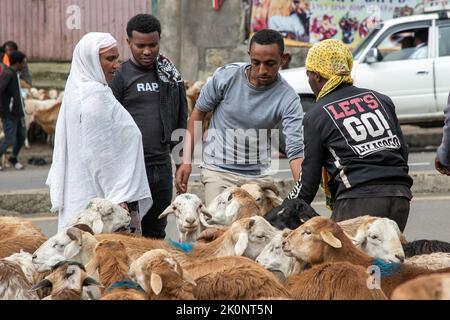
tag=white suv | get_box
[281,10,450,125]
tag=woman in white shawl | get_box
[47,32,152,231]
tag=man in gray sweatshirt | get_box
[436,93,450,176]
[176,29,304,205]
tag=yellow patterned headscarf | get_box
[305,39,353,101]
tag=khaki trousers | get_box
[200,168,274,206]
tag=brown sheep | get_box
[240,183,283,215]
[391,273,450,300]
[31,261,100,300]
[192,261,291,300]
[131,250,289,300]
[129,249,196,300]
[285,262,387,300]
[282,216,450,298]
[86,240,148,300]
[0,217,48,258]
[96,216,277,264]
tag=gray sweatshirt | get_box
[437,94,450,167]
[196,63,304,176]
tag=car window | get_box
[439,25,450,57]
[374,27,429,62]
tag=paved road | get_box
[28,195,450,242]
[0,151,440,192]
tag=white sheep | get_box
[0,259,39,300]
[158,194,213,242]
[207,187,261,226]
[32,226,98,272]
[255,231,307,280]
[347,216,406,263]
[405,253,450,270]
[69,198,131,234]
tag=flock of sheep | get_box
[1,183,450,300]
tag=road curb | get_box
[1,171,450,215]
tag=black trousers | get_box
[331,197,410,232]
[141,162,173,239]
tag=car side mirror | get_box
[365,48,379,64]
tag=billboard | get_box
[251,0,423,47]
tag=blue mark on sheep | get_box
[166,239,194,252]
[371,257,402,278]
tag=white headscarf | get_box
[47,32,152,230]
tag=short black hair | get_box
[415,29,428,43]
[9,51,26,65]
[250,29,285,54]
[2,40,18,51]
[0,46,5,60]
[127,14,161,38]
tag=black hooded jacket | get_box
[290,84,413,204]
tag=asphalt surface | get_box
[28,194,450,242]
[0,151,440,193]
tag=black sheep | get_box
[263,198,320,230]
[403,239,450,258]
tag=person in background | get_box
[2,41,32,88]
[436,93,450,176]
[0,51,27,171]
[110,14,187,239]
[47,32,152,232]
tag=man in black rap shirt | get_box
[110,14,188,238]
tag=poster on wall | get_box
[251,0,423,47]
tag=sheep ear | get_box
[83,277,101,287]
[199,213,213,228]
[66,227,83,245]
[234,232,249,256]
[320,231,342,248]
[85,257,100,276]
[225,200,240,218]
[150,273,163,295]
[182,271,197,286]
[64,241,81,259]
[159,205,175,219]
[30,279,52,291]
[92,219,104,234]
[351,228,366,247]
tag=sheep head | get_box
[229,216,278,260]
[352,217,405,263]
[282,216,344,265]
[32,226,97,272]
[265,198,320,230]
[255,232,297,278]
[71,198,131,234]
[208,187,260,226]
[241,183,282,212]
[31,261,100,300]
[129,249,196,295]
[158,194,212,242]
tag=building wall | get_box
[0,0,150,61]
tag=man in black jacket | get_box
[288,39,412,231]
[0,51,27,171]
[110,14,188,238]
